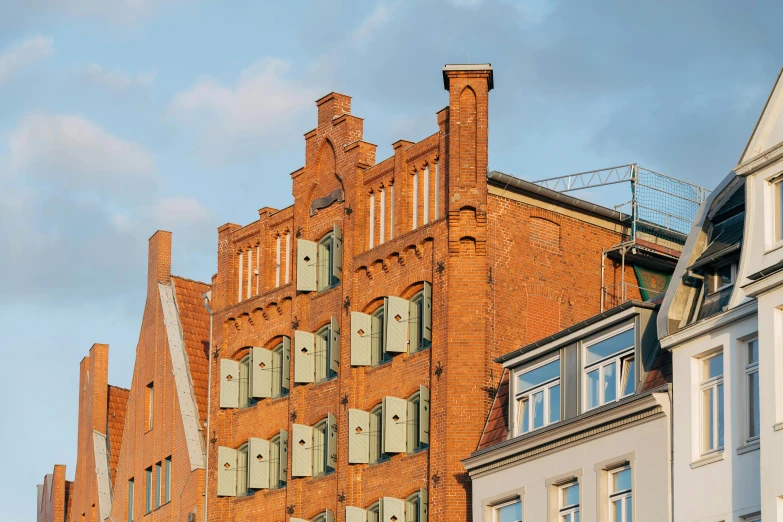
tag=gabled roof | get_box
[106,385,129,486]
[740,67,783,165]
[476,369,510,451]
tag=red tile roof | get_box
[171,276,211,425]
[106,385,129,486]
[477,369,510,451]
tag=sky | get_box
[1,0,781,520]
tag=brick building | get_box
[204,64,649,522]
[37,464,73,522]
[68,343,129,522]
[108,231,211,522]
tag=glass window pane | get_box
[703,354,723,381]
[239,357,249,408]
[561,514,571,522]
[549,384,561,424]
[612,468,632,492]
[497,500,522,522]
[586,328,635,365]
[703,388,714,451]
[626,496,632,522]
[612,500,622,522]
[749,370,760,438]
[604,362,617,403]
[748,340,758,365]
[517,397,529,434]
[532,391,545,429]
[587,369,600,409]
[778,181,783,240]
[237,447,247,494]
[575,511,580,522]
[716,264,732,288]
[622,358,635,397]
[717,383,724,448]
[562,483,579,507]
[518,360,560,393]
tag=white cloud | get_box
[7,113,156,196]
[352,3,390,42]
[153,196,213,226]
[168,58,318,162]
[83,63,157,92]
[0,35,53,85]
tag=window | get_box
[312,418,335,477]
[406,491,428,522]
[318,231,340,291]
[558,481,579,522]
[154,461,161,509]
[311,511,333,522]
[164,457,171,504]
[515,358,560,434]
[271,342,289,398]
[315,325,337,383]
[701,352,725,454]
[146,382,154,430]
[269,434,286,489]
[237,443,249,496]
[238,249,244,302]
[368,502,381,522]
[369,192,376,249]
[409,288,432,353]
[407,392,429,453]
[709,263,736,294]
[127,479,134,522]
[285,232,291,284]
[412,170,419,229]
[238,355,253,408]
[380,187,386,245]
[371,306,391,366]
[493,499,522,522]
[145,467,152,514]
[423,165,430,224]
[609,467,632,522]
[746,339,760,441]
[775,178,783,241]
[276,234,282,287]
[369,405,387,464]
[584,327,635,411]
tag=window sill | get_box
[314,284,341,299]
[737,441,760,455]
[690,452,724,469]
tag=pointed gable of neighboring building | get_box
[37,464,72,522]
[107,385,129,486]
[740,67,783,165]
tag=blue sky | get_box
[1,0,781,520]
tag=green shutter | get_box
[330,316,341,373]
[282,337,291,390]
[296,239,317,292]
[279,429,289,479]
[419,489,429,522]
[327,412,338,469]
[333,223,343,281]
[219,359,239,408]
[216,447,237,497]
[350,312,372,366]
[348,409,370,464]
[250,347,272,399]
[294,330,315,383]
[419,384,430,445]
[384,297,409,353]
[247,438,270,489]
[423,281,432,343]
[346,506,368,522]
[381,497,405,522]
[291,424,313,477]
[382,396,407,453]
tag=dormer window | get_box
[584,326,635,411]
[515,358,560,435]
[708,262,736,294]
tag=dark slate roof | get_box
[688,216,744,270]
[640,348,672,391]
[697,285,734,321]
[712,185,745,221]
[476,369,510,451]
[748,258,783,281]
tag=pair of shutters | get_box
[346,493,428,522]
[219,339,291,408]
[216,429,288,496]
[350,283,432,366]
[291,412,337,477]
[290,511,334,522]
[293,317,340,383]
[347,387,430,464]
[297,223,343,292]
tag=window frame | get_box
[154,461,161,509]
[406,392,428,453]
[368,501,381,522]
[709,261,737,294]
[371,305,391,367]
[127,478,134,522]
[269,434,285,489]
[146,382,154,431]
[514,357,561,436]
[238,354,254,408]
[312,418,334,477]
[236,443,249,496]
[558,480,580,522]
[774,177,783,243]
[583,325,636,412]
[492,497,522,522]
[409,290,431,353]
[700,351,725,455]
[317,231,339,292]
[608,466,632,522]
[746,338,760,443]
[315,325,337,383]
[145,467,152,514]
[369,404,388,464]
[164,457,171,504]
[271,341,289,399]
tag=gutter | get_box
[202,291,213,522]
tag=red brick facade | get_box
[37,464,72,522]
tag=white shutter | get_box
[333,223,343,280]
[290,519,308,522]
[297,239,317,292]
[291,424,313,477]
[381,497,405,522]
[327,412,338,469]
[216,446,237,497]
[419,384,430,445]
[423,281,432,343]
[346,506,368,522]
[330,316,341,373]
[294,330,315,383]
[351,312,372,366]
[383,396,407,453]
[279,428,289,479]
[326,509,336,522]
[282,337,291,390]
[250,347,272,399]
[247,437,270,489]
[219,359,239,408]
[384,296,409,353]
[419,489,429,522]
[348,409,370,464]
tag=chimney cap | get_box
[442,63,494,91]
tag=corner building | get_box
[207,64,646,522]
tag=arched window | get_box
[310,510,333,522]
[312,418,335,477]
[236,443,249,496]
[406,491,428,522]
[238,355,254,408]
[271,341,289,398]
[406,392,429,453]
[369,405,387,464]
[318,231,340,291]
[371,306,391,366]
[269,434,286,489]
[315,325,337,383]
[409,289,431,353]
[367,502,381,522]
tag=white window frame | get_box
[315,325,336,383]
[773,176,783,244]
[608,466,632,522]
[746,338,760,443]
[558,481,579,522]
[238,354,253,408]
[409,290,431,353]
[583,325,635,412]
[271,342,289,399]
[236,443,249,496]
[709,262,737,294]
[700,351,724,455]
[369,404,387,464]
[371,306,391,367]
[492,498,522,522]
[312,418,332,477]
[514,357,560,436]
